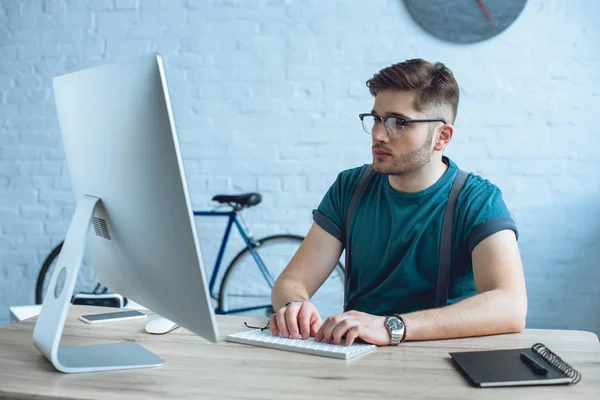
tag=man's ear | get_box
[434,123,453,151]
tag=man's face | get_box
[370,90,437,176]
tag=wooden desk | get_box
[0,306,598,399]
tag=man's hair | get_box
[366,59,459,124]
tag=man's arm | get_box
[271,222,343,310]
[315,229,527,346]
[401,229,527,341]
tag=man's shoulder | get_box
[460,171,505,199]
[334,164,373,194]
[457,169,512,220]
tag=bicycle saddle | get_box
[212,192,262,208]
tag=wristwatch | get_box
[384,315,406,345]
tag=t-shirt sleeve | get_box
[459,178,518,254]
[312,166,367,244]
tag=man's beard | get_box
[373,130,434,176]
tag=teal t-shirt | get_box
[313,156,517,316]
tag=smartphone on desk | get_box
[79,310,146,324]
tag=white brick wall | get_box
[1,0,599,333]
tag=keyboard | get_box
[225,329,377,360]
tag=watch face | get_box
[387,317,403,331]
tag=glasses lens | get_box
[385,117,404,138]
[361,115,376,134]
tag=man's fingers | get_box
[269,314,279,336]
[345,326,361,346]
[310,314,324,338]
[332,320,355,345]
[297,305,312,340]
[284,303,301,339]
[319,314,346,343]
[275,308,288,338]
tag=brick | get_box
[2,221,44,235]
[38,190,75,206]
[5,89,26,104]
[258,176,282,192]
[43,221,70,235]
[106,38,151,57]
[127,24,166,39]
[0,45,18,62]
[139,0,161,8]
[509,160,564,176]
[228,144,277,160]
[231,175,257,192]
[31,176,55,190]
[308,175,334,192]
[196,21,260,37]
[207,176,231,192]
[26,89,50,105]
[89,0,114,10]
[279,146,316,160]
[182,144,228,159]
[0,147,41,161]
[39,28,84,45]
[0,133,17,147]
[95,10,139,36]
[140,8,186,26]
[18,44,61,61]
[283,175,307,192]
[7,116,58,130]
[20,206,51,220]
[0,74,14,89]
[4,29,39,45]
[14,74,42,88]
[54,175,72,189]
[0,176,9,189]
[20,162,63,176]
[116,0,138,9]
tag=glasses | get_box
[244,321,270,331]
[359,113,446,139]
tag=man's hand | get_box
[314,310,390,346]
[269,301,323,340]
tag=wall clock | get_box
[404,0,527,44]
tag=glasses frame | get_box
[359,113,447,138]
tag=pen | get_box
[520,352,548,375]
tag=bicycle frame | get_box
[193,210,276,315]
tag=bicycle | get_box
[35,192,345,317]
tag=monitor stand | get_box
[32,195,165,373]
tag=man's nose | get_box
[372,123,389,142]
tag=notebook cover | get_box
[450,348,573,388]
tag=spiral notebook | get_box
[450,343,582,388]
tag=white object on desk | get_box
[144,317,180,334]
[8,300,147,324]
[9,305,42,325]
[226,329,377,360]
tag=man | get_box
[270,59,527,346]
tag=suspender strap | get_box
[343,164,375,309]
[435,169,469,308]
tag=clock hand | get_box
[476,0,495,26]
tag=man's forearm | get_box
[271,276,310,310]
[401,289,527,341]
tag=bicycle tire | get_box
[36,240,107,306]
[36,241,64,304]
[218,234,345,315]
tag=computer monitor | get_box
[32,54,219,373]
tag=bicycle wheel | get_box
[35,240,104,305]
[218,234,345,318]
